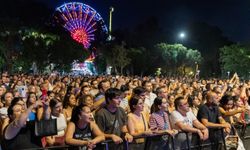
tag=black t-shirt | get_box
[73,123,93,140]
[197,104,224,145]
[197,104,221,124]
[95,107,127,137]
[70,123,93,150]
[3,121,42,150]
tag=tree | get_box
[0,28,22,73]
[0,0,53,73]
[20,29,59,71]
[220,44,250,78]
[112,17,165,75]
[155,43,202,76]
[20,29,87,73]
[186,49,203,66]
[0,0,104,73]
[48,34,88,72]
[185,22,233,76]
[127,47,148,75]
[112,44,131,74]
[99,42,131,75]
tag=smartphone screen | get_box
[17,86,27,98]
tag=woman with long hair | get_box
[65,104,105,150]
[219,95,245,124]
[187,95,201,117]
[127,96,152,150]
[46,99,67,146]
[26,92,43,121]
[149,97,178,150]
[167,94,175,113]
[78,94,94,110]
[63,93,77,122]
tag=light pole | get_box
[194,62,200,80]
[107,6,114,41]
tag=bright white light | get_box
[179,32,185,38]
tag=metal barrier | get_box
[22,128,228,150]
[188,127,226,150]
[236,123,250,150]
[99,132,175,150]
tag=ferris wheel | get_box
[54,2,108,48]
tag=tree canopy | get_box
[220,44,250,78]
[155,43,202,76]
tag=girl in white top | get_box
[46,99,67,146]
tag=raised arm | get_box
[219,106,244,117]
[5,101,42,140]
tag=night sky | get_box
[34,0,250,42]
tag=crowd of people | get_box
[0,72,249,150]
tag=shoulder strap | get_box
[163,113,167,123]
[162,112,170,130]
[141,113,147,131]
[110,108,119,134]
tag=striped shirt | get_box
[149,111,171,131]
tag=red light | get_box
[71,28,90,47]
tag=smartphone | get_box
[17,86,27,98]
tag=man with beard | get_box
[197,91,231,149]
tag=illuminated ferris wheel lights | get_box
[54,2,108,48]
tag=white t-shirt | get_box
[170,110,197,130]
[144,92,157,108]
[120,97,129,110]
[52,113,67,136]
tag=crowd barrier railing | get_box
[237,123,250,139]
[22,127,228,150]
